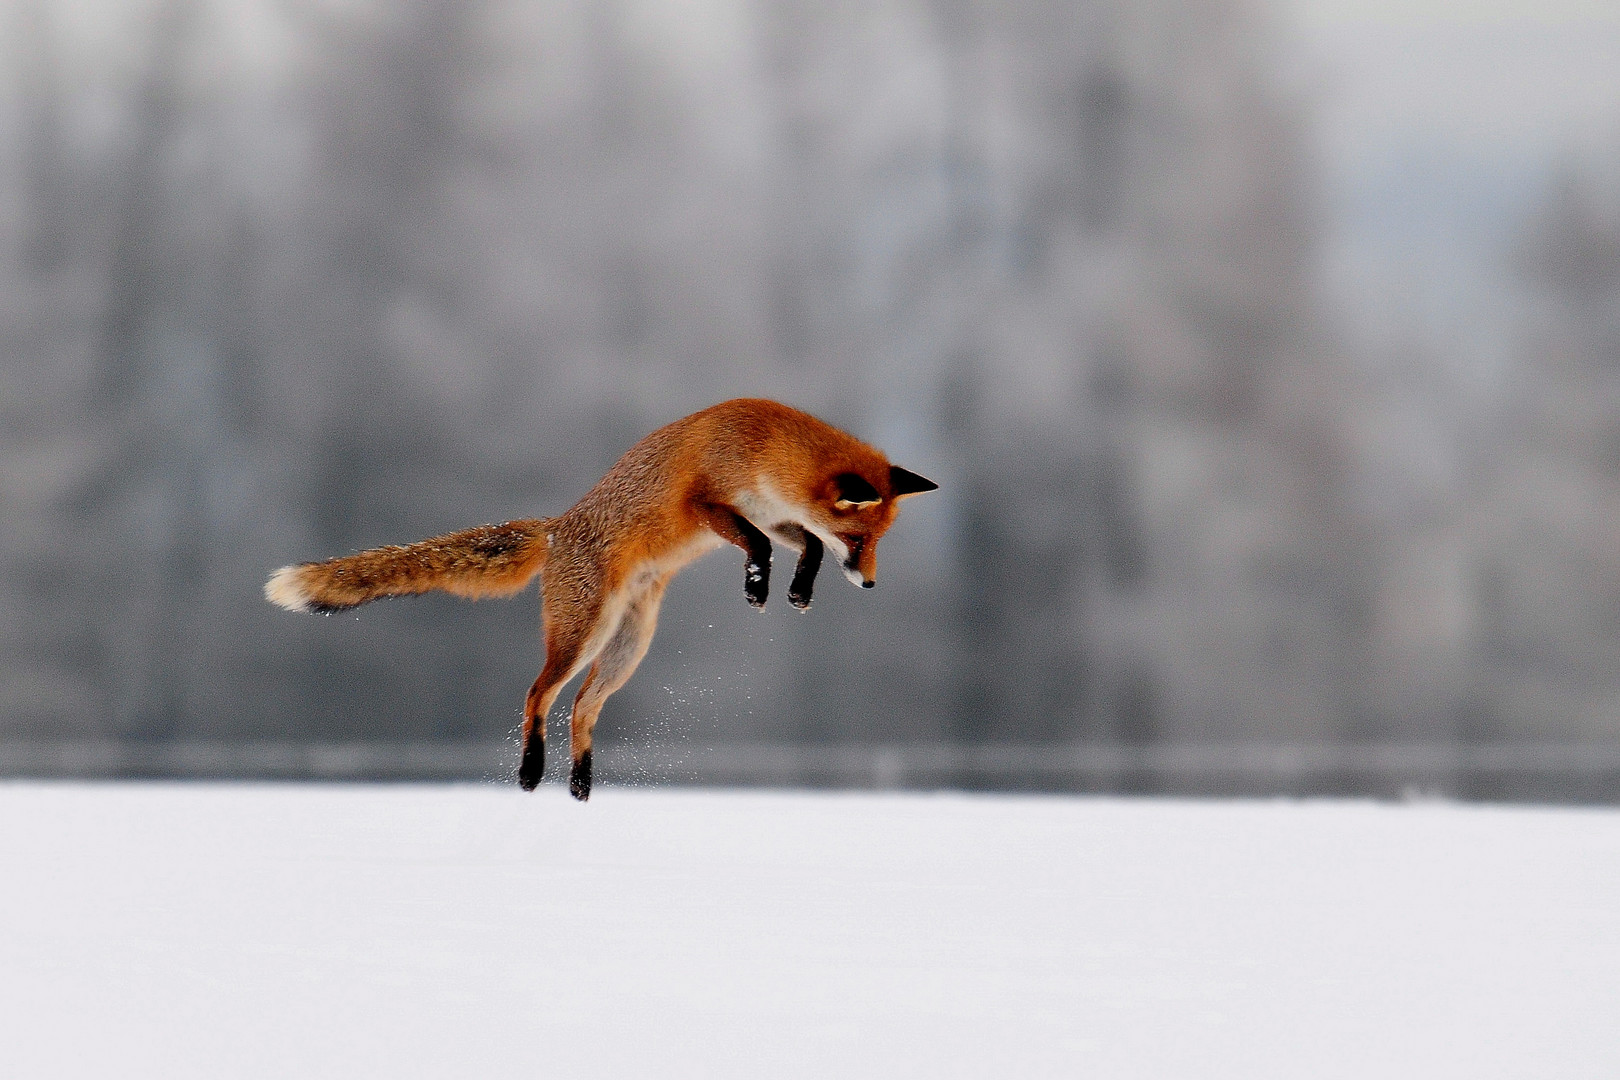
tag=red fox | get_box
[266,398,936,800]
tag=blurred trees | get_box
[2,0,1612,769]
[1471,165,1620,741]
[936,0,1372,745]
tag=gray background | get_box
[6,0,1620,799]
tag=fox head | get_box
[809,464,938,588]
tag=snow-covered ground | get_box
[2,783,1617,1078]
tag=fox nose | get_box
[861,578,875,589]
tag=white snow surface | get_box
[3,783,1618,1079]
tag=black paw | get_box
[745,562,768,608]
[518,737,545,791]
[569,750,593,802]
[789,535,821,612]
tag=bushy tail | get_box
[265,519,551,614]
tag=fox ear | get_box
[832,472,882,510]
[889,465,938,498]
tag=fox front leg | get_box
[731,513,773,608]
[788,532,822,611]
[767,522,822,611]
[696,503,774,608]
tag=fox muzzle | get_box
[838,535,875,588]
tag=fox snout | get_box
[838,534,877,588]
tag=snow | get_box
[2,783,1618,1078]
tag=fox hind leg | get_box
[518,682,551,791]
[518,593,602,791]
[566,578,669,801]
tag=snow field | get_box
[2,782,1618,1078]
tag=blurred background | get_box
[4,0,1620,800]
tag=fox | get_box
[265,398,937,801]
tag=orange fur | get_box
[266,520,550,613]
[266,398,937,800]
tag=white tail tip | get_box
[265,566,312,612]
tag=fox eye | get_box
[832,473,881,511]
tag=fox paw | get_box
[569,750,593,802]
[518,738,545,791]
[744,570,768,608]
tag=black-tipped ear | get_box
[833,473,882,507]
[889,465,938,498]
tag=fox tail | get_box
[265,519,551,614]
